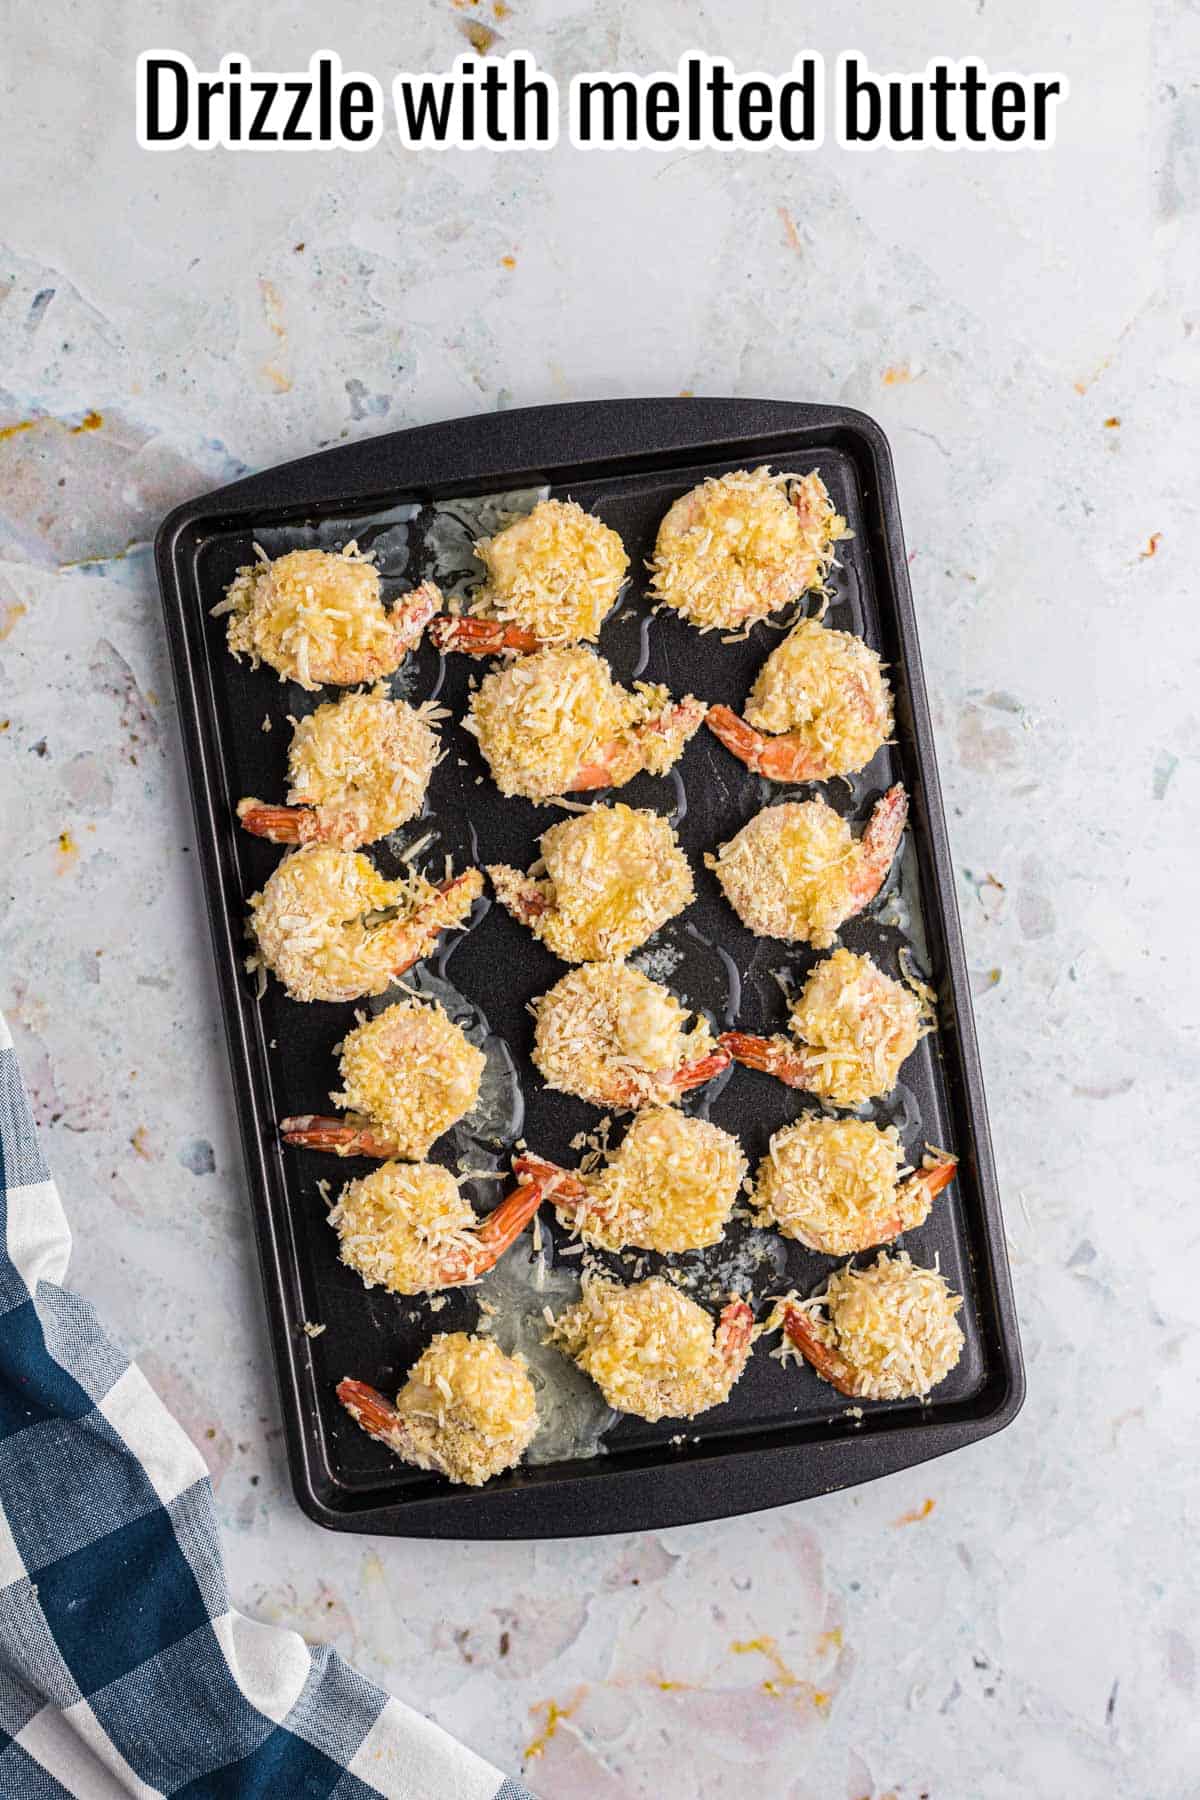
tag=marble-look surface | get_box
[1,3,1196,1794]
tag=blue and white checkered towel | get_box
[0,1011,533,1800]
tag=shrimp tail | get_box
[429,615,543,656]
[780,1302,858,1397]
[393,581,442,651]
[512,1154,587,1202]
[336,1377,415,1455]
[914,1152,958,1203]
[487,863,552,924]
[279,1114,399,1158]
[850,783,908,906]
[445,1177,546,1283]
[716,1297,755,1372]
[390,868,485,976]
[237,799,318,844]
[706,704,828,782]
[719,1031,818,1091]
[670,1045,733,1094]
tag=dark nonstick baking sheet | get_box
[156,398,1023,1538]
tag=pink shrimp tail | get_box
[780,1303,857,1397]
[671,1045,732,1094]
[716,1297,755,1366]
[336,1377,405,1440]
[429,615,542,656]
[237,801,316,845]
[279,1115,398,1158]
[853,783,908,903]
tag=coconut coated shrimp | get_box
[752,1117,956,1256]
[215,544,437,690]
[247,844,482,1004]
[280,998,486,1160]
[706,617,892,782]
[465,645,703,801]
[546,1276,754,1421]
[530,961,729,1111]
[649,468,848,633]
[707,786,907,949]
[488,803,695,964]
[338,1332,537,1486]
[429,498,629,655]
[515,1106,746,1253]
[238,690,440,849]
[329,1161,548,1296]
[770,1251,965,1401]
[722,947,930,1109]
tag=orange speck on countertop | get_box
[70,410,103,434]
[523,1690,583,1762]
[501,255,517,270]
[882,364,918,386]
[494,0,511,15]
[0,602,27,640]
[894,1496,936,1525]
[778,206,802,255]
[461,19,497,50]
[1139,532,1163,560]
[130,1125,152,1160]
[731,1635,829,1710]
[55,829,79,874]
[0,419,37,442]
[1,409,102,442]
[1104,416,1121,428]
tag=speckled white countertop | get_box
[1,3,1196,1794]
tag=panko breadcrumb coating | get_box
[246,844,482,1003]
[723,947,931,1108]
[707,617,892,782]
[329,1159,541,1295]
[472,498,628,642]
[707,787,906,949]
[753,1116,955,1256]
[465,645,701,801]
[238,689,441,848]
[315,1000,485,1160]
[338,1333,537,1486]
[774,1252,965,1401]
[488,803,695,963]
[214,545,436,690]
[531,961,722,1111]
[650,468,848,633]
[522,1108,746,1252]
[432,499,629,655]
[547,1277,754,1421]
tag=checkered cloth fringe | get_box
[0,1011,533,1800]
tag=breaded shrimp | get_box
[338,1332,537,1486]
[649,468,848,633]
[752,1117,956,1256]
[546,1277,754,1422]
[238,689,440,848]
[280,999,486,1159]
[515,1107,747,1253]
[246,844,482,1003]
[530,962,728,1111]
[328,1161,547,1296]
[721,947,931,1109]
[429,498,629,654]
[465,645,703,801]
[770,1252,965,1401]
[488,803,694,964]
[215,544,437,690]
[707,787,907,948]
[707,617,892,782]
